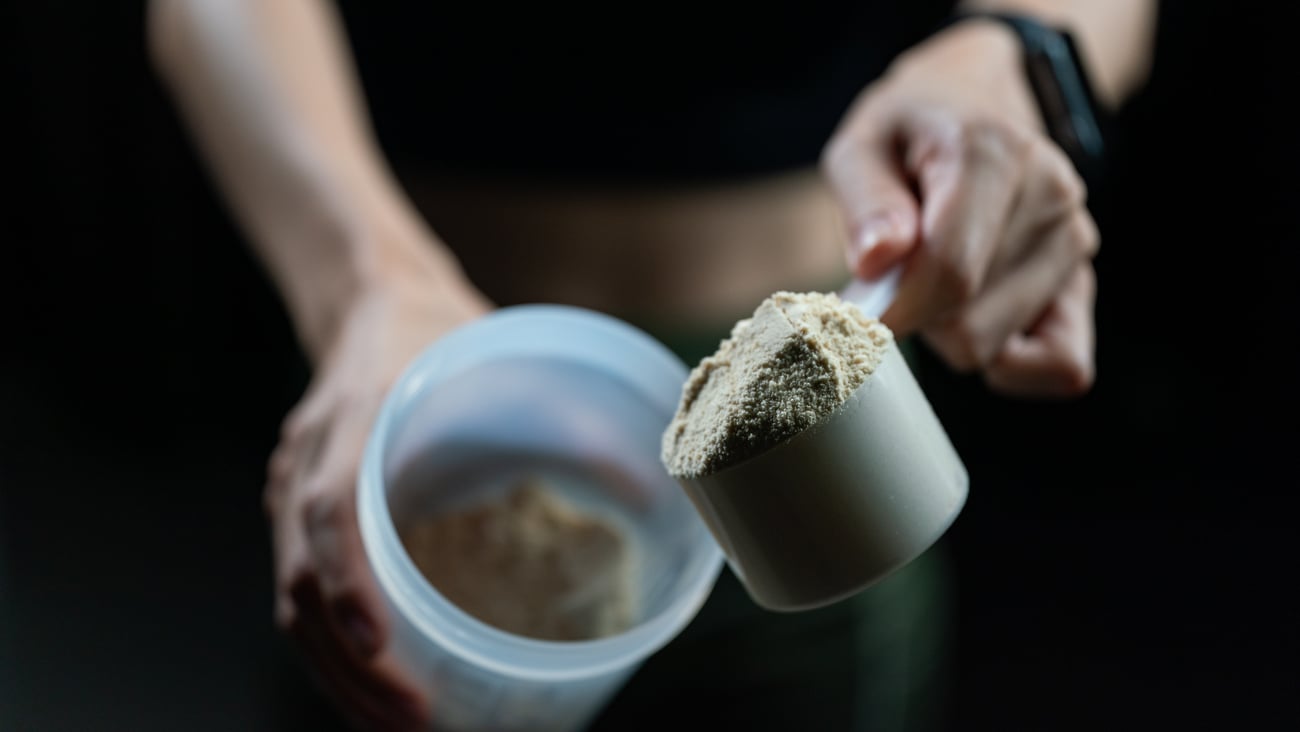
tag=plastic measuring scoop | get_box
[673,266,969,611]
[838,264,903,319]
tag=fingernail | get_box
[849,229,879,275]
[340,607,379,657]
[855,212,905,253]
[852,221,898,278]
[856,224,887,254]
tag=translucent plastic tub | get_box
[357,305,725,731]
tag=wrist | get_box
[284,211,483,365]
[957,0,1157,107]
[894,19,1042,132]
[932,11,1109,181]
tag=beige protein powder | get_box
[661,291,892,478]
[400,478,636,641]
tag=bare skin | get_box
[826,19,1105,395]
[409,170,850,327]
[149,0,1154,729]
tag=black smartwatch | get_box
[941,12,1107,184]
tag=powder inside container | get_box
[661,291,892,478]
[400,478,636,641]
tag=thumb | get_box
[823,131,921,280]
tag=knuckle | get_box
[283,561,316,602]
[1050,168,1087,209]
[958,118,1028,165]
[820,132,882,184]
[932,252,980,305]
[951,318,994,371]
[1035,143,1087,207]
[265,448,293,490]
[300,487,348,534]
[1063,357,1096,395]
[1078,262,1098,295]
[328,587,367,615]
[279,410,309,446]
[1067,214,1101,258]
[929,320,982,373]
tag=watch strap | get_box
[940,12,1106,182]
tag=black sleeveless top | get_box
[336,2,956,183]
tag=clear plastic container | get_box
[357,305,725,732]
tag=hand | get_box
[265,273,491,731]
[823,20,1099,397]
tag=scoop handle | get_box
[838,265,902,319]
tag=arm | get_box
[824,1,1156,397]
[149,0,483,361]
[150,1,486,727]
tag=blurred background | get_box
[2,2,1297,730]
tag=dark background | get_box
[3,2,1298,730]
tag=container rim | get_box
[357,305,724,683]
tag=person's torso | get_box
[338,1,955,181]
[336,1,955,326]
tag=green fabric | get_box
[590,325,953,732]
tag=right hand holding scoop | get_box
[823,20,1099,398]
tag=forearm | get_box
[148,0,469,360]
[958,0,1158,107]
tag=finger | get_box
[986,140,1088,281]
[269,415,331,632]
[924,211,1097,371]
[291,581,428,731]
[271,473,313,635]
[268,407,330,525]
[884,119,1028,335]
[984,265,1096,397]
[264,440,300,519]
[822,119,921,280]
[301,407,389,660]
